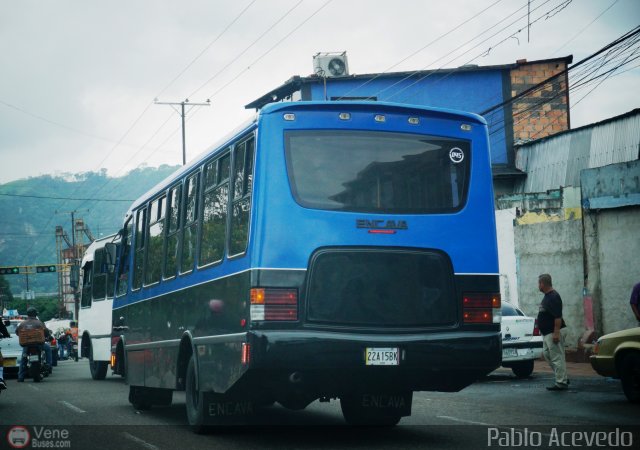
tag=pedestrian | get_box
[537,274,569,391]
[630,281,640,325]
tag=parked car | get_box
[500,301,543,378]
[0,319,24,374]
[590,327,640,403]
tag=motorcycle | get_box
[69,339,79,362]
[23,345,51,382]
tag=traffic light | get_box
[36,265,57,273]
[0,267,20,275]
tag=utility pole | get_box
[56,209,88,320]
[154,98,210,165]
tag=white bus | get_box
[78,234,120,380]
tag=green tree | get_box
[10,296,59,322]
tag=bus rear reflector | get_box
[463,292,501,324]
[241,343,250,365]
[250,288,298,321]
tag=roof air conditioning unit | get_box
[313,52,349,78]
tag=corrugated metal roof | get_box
[514,110,640,193]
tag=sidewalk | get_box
[533,358,596,378]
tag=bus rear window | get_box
[285,130,470,213]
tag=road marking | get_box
[27,384,41,392]
[122,432,160,450]
[59,401,86,413]
[437,415,491,426]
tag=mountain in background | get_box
[0,165,179,298]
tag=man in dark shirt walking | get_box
[537,274,569,391]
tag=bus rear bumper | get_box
[243,329,501,395]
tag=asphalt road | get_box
[1,359,638,450]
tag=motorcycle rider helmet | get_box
[27,306,38,317]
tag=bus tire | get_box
[89,343,108,380]
[511,360,534,378]
[185,356,208,433]
[129,386,153,410]
[340,395,402,427]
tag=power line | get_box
[204,0,334,101]
[550,0,620,56]
[187,0,306,100]
[483,25,640,143]
[155,0,259,100]
[481,25,640,116]
[0,193,134,202]
[388,0,568,103]
[335,0,505,100]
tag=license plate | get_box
[2,358,17,367]
[502,348,518,358]
[365,348,399,366]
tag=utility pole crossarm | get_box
[154,98,211,166]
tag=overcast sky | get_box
[0,0,638,185]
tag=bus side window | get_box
[229,136,254,257]
[145,195,166,285]
[81,262,92,308]
[181,173,200,274]
[164,184,181,279]
[92,248,107,300]
[116,220,132,297]
[200,152,230,266]
[133,208,147,290]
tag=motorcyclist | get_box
[15,307,46,382]
[68,321,79,360]
[57,328,69,360]
[0,318,9,390]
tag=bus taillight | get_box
[463,293,501,324]
[250,288,298,321]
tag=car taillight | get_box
[463,293,501,324]
[533,319,540,336]
[250,288,298,321]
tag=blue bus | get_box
[109,101,501,429]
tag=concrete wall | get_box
[496,208,518,306]
[514,219,585,348]
[589,207,640,334]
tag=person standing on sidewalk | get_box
[630,281,640,325]
[537,274,569,391]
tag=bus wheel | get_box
[89,344,108,380]
[340,394,406,427]
[185,356,208,433]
